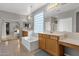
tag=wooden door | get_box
[39,37,45,49]
[39,34,46,50]
[46,36,59,55]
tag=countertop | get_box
[59,38,79,46]
[40,32,64,36]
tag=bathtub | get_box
[22,37,39,52]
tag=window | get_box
[34,12,44,33]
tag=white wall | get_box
[10,21,20,35]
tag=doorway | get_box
[6,22,10,35]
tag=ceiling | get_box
[0,3,79,16]
[0,3,46,15]
[45,3,79,17]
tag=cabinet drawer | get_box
[39,34,44,37]
[50,36,59,40]
[39,34,50,38]
[43,34,50,38]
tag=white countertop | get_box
[40,32,64,36]
[59,38,79,46]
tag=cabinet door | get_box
[39,36,45,50]
[46,38,59,55]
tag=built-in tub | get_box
[22,37,39,52]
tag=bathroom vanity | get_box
[39,32,64,56]
[39,32,79,56]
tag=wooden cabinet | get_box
[39,37,45,49]
[39,33,63,56]
[46,36,59,55]
[39,34,46,50]
[22,31,28,37]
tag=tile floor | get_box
[0,39,49,56]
